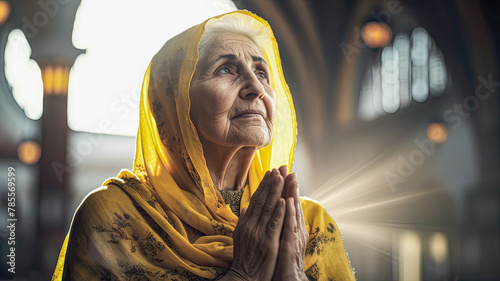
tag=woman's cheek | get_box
[265,106,276,139]
[265,93,277,122]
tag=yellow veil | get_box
[52,10,355,281]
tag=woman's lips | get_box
[236,113,262,118]
[232,111,265,119]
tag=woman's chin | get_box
[236,130,272,148]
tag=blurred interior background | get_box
[0,0,499,280]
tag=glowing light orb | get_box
[361,22,392,48]
[0,1,11,24]
[427,123,448,144]
[18,141,41,165]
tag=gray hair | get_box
[198,13,272,60]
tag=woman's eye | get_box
[216,66,232,75]
[256,71,267,80]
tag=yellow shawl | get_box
[52,10,355,281]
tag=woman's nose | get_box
[239,71,266,100]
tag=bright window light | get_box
[4,29,44,120]
[68,0,237,136]
[357,27,447,121]
[399,231,422,281]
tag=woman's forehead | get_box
[202,33,263,62]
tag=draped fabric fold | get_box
[52,10,355,281]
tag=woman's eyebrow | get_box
[205,54,237,70]
[252,56,268,65]
[205,54,267,70]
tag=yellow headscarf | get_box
[131,9,297,231]
[53,10,355,281]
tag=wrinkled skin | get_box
[190,33,308,281]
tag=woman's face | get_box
[190,33,276,150]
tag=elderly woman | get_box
[52,10,355,281]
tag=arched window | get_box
[358,27,448,121]
[4,29,44,120]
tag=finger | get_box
[284,172,298,200]
[240,171,271,224]
[287,173,306,227]
[279,165,288,197]
[284,180,304,234]
[279,165,288,179]
[295,187,303,225]
[256,170,284,224]
[284,197,297,236]
[266,198,286,240]
[246,169,284,226]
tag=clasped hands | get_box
[224,166,309,281]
